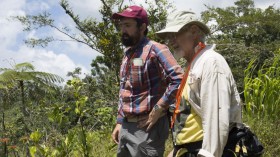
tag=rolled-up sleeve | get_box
[154,44,183,109]
[117,100,124,124]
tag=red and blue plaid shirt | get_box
[117,37,183,124]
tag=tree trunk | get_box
[1,92,7,157]
[2,111,8,157]
[19,80,30,157]
[81,120,89,157]
[20,80,28,117]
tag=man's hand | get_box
[111,124,122,144]
[138,105,166,131]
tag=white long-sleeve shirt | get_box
[182,44,242,157]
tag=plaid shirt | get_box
[117,37,183,124]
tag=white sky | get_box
[0,0,279,81]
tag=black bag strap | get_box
[174,140,203,154]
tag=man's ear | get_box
[190,25,202,42]
[140,23,147,34]
[190,25,200,34]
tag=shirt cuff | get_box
[117,117,123,124]
[157,96,170,110]
[198,149,214,157]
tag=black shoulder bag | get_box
[222,123,264,157]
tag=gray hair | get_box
[178,24,207,43]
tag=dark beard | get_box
[121,33,134,47]
[121,32,141,47]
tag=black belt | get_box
[173,140,202,155]
[124,114,149,123]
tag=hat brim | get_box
[156,21,210,39]
[191,21,210,35]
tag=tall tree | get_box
[0,62,63,120]
[0,62,63,156]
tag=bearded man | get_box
[111,5,183,157]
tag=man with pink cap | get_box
[111,5,183,157]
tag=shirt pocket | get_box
[188,73,201,101]
[130,65,144,87]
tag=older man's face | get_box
[165,29,195,59]
[163,34,181,59]
[176,30,195,52]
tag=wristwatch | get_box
[153,104,165,112]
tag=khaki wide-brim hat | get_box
[156,11,210,39]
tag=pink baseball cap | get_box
[112,5,149,25]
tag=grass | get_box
[4,114,279,157]
[90,114,280,157]
[243,116,280,157]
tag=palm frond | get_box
[0,62,64,88]
[0,70,18,83]
[14,62,35,72]
[29,71,64,84]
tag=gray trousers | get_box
[117,115,169,157]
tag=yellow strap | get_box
[175,148,188,157]
[235,145,240,153]
[171,42,206,128]
[242,145,248,155]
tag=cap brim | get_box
[112,13,136,20]
[156,24,185,39]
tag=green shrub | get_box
[243,49,280,156]
[244,49,280,120]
